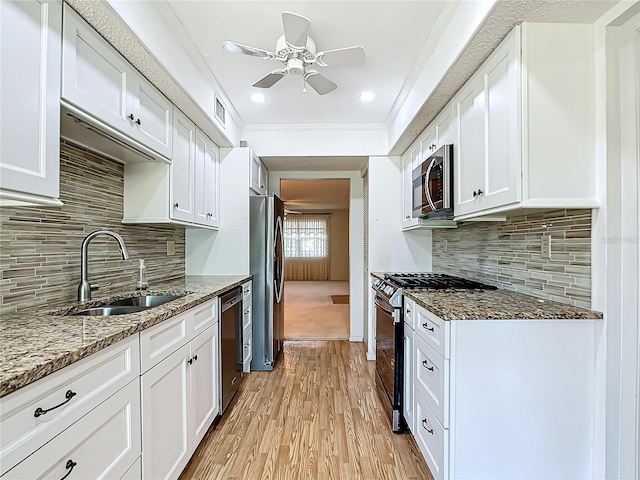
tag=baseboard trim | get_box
[349,336,364,342]
[366,352,376,361]
[284,337,349,341]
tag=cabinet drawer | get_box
[414,334,449,428]
[241,282,252,303]
[3,379,141,480]
[415,390,448,480]
[242,302,252,330]
[191,297,218,337]
[415,305,448,358]
[140,311,191,373]
[0,336,139,475]
[242,325,252,370]
[404,296,416,331]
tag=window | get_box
[284,214,328,258]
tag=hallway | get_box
[180,341,431,480]
[284,281,350,339]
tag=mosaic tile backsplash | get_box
[432,209,592,308]
[0,142,186,314]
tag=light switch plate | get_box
[167,240,175,256]
[541,235,551,258]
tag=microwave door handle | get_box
[424,159,438,212]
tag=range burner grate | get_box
[383,273,496,290]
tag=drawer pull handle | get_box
[60,459,77,480]
[34,390,76,417]
[422,323,435,332]
[422,360,434,371]
[421,419,434,434]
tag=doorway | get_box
[279,179,351,339]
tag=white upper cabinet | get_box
[402,150,418,229]
[171,110,196,223]
[452,28,520,217]
[61,5,173,160]
[194,130,220,228]
[451,23,597,220]
[250,153,268,195]
[123,109,220,229]
[0,0,62,206]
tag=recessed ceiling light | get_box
[251,93,266,104]
[359,91,375,102]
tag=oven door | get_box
[374,294,404,432]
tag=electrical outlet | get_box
[541,235,551,258]
[166,240,175,256]
[443,239,448,253]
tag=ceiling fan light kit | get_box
[222,11,366,95]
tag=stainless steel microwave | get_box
[412,144,453,219]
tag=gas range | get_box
[371,272,496,308]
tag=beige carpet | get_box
[284,281,350,340]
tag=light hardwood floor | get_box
[180,341,432,480]
[284,281,350,340]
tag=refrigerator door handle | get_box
[274,215,285,304]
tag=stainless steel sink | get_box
[67,306,149,316]
[105,294,186,308]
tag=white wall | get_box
[242,123,388,157]
[186,147,250,274]
[591,2,640,478]
[269,171,365,343]
[366,155,433,357]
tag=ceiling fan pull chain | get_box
[302,74,307,93]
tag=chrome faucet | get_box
[78,230,130,301]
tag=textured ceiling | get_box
[164,1,448,125]
[263,156,368,172]
[280,179,350,211]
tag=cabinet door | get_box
[189,326,219,448]
[61,5,133,137]
[130,75,173,159]
[171,110,195,223]
[141,343,190,480]
[403,325,414,432]
[194,130,220,228]
[0,0,61,203]
[480,31,521,210]
[401,153,417,229]
[419,127,436,165]
[250,154,264,194]
[453,76,486,216]
[260,164,269,194]
[434,103,452,150]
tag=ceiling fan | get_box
[222,11,366,95]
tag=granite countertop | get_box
[0,275,251,398]
[404,289,603,321]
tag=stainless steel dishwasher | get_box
[220,287,243,415]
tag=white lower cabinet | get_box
[242,281,252,373]
[3,379,141,480]
[141,323,219,480]
[120,457,141,480]
[141,344,190,480]
[402,323,414,432]
[407,299,599,480]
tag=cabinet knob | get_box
[193,355,198,361]
[174,203,179,208]
[477,189,483,196]
[136,118,141,126]
[128,113,134,121]
[188,357,193,365]
[431,143,436,149]
[473,190,478,197]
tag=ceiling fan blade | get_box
[282,11,310,49]
[223,41,274,58]
[253,69,287,88]
[317,46,366,67]
[305,72,337,95]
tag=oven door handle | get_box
[374,295,399,322]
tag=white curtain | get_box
[284,213,330,280]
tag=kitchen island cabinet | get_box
[403,289,602,480]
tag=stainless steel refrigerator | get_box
[249,194,285,371]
